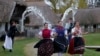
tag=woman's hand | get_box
[53,32,58,36]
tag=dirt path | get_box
[24,42,59,56]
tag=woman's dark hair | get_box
[57,20,62,23]
[69,18,72,20]
[44,22,48,26]
[74,21,80,26]
[10,20,16,25]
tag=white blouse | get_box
[72,27,83,37]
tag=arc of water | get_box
[27,6,46,23]
[61,0,79,23]
[44,0,54,8]
[20,9,28,32]
[61,7,77,23]
[44,0,78,23]
[61,7,73,21]
[20,6,52,32]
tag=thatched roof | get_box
[26,1,47,6]
[25,0,43,2]
[0,0,16,22]
[0,0,49,23]
[0,0,27,23]
[75,8,100,25]
[25,2,60,26]
[65,8,100,25]
[14,0,43,5]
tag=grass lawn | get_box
[0,37,38,56]
[84,33,100,45]
[0,33,100,56]
[83,33,100,56]
[84,49,100,56]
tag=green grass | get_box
[84,33,100,45]
[0,33,100,56]
[83,33,100,56]
[84,49,100,56]
[0,37,38,56]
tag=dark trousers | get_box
[68,34,72,44]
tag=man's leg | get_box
[79,54,83,56]
[58,52,63,56]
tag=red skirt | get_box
[68,37,85,54]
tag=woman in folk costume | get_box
[34,23,54,56]
[53,21,68,56]
[68,22,85,56]
[2,21,19,52]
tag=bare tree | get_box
[45,0,87,13]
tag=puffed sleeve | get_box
[65,30,68,35]
[51,28,55,36]
[38,31,42,36]
[71,28,75,33]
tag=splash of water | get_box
[20,6,52,32]
[44,0,54,8]
[61,0,79,22]
[44,0,78,22]
[61,7,73,21]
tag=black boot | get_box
[9,49,12,52]
[2,46,5,50]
